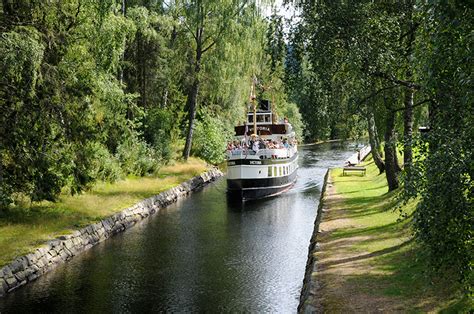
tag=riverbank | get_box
[0,158,207,268]
[0,158,211,267]
[0,161,222,297]
[299,158,470,312]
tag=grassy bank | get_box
[315,158,470,312]
[0,158,208,267]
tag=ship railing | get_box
[226,147,295,159]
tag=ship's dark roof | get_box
[235,124,287,136]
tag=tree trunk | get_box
[367,111,385,173]
[384,110,399,191]
[403,2,415,173]
[182,79,199,160]
[394,143,402,174]
[183,43,202,160]
[403,87,414,168]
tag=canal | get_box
[0,142,357,313]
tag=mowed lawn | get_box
[0,158,208,267]
[315,158,471,312]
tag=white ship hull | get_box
[227,148,298,201]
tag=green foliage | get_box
[88,143,123,183]
[266,10,286,73]
[402,2,473,288]
[0,0,274,207]
[295,0,472,289]
[192,110,230,165]
[280,102,304,140]
[0,27,44,99]
[117,133,160,176]
[285,4,369,142]
[143,107,175,162]
[0,1,146,205]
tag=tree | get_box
[174,0,252,160]
[0,1,152,205]
[408,1,473,286]
[295,1,429,190]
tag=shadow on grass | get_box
[90,189,171,199]
[0,205,76,225]
[338,185,386,194]
[330,219,407,239]
[340,243,470,312]
[324,193,400,222]
[321,238,414,269]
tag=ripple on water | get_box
[0,142,359,313]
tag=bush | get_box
[116,134,161,176]
[192,113,230,164]
[143,107,174,162]
[280,101,305,141]
[89,143,123,182]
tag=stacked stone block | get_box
[0,168,222,297]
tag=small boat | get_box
[225,82,298,201]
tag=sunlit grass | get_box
[320,157,470,312]
[0,157,208,267]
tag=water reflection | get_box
[0,142,356,313]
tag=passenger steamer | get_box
[226,96,298,201]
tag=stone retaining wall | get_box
[0,168,223,297]
[298,169,330,313]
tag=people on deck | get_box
[252,139,259,153]
[226,133,295,155]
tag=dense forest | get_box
[0,0,472,290]
[0,0,303,201]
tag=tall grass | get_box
[0,158,208,267]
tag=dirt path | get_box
[314,179,404,313]
[300,164,469,313]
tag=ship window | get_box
[257,115,264,123]
[268,166,272,177]
[273,167,277,176]
[265,114,271,122]
[279,167,282,176]
[287,166,289,173]
[248,115,254,123]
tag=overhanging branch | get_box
[201,0,249,54]
[392,98,432,112]
[357,85,399,107]
[370,71,422,90]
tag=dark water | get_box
[0,142,357,313]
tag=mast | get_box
[251,78,257,135]
[271,91,276,124]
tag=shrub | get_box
[116,134,161,176]
[143,107,174,162]
[192,113,229,164]
[89,143,123,182]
